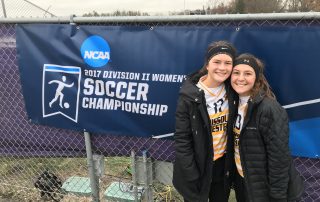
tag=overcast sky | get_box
[26,0,210,16]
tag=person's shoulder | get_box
[259,97,286,116]
[178,78,200,101]
[261,97,281,107]
[179,78,194,93]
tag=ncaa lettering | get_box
[81,35,110,68]
[84,51,110,60]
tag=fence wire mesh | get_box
[0,0,56,18]
[1,12,320,202]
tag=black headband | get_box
[234,56,260,76]
[206,46,236,62]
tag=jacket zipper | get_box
[239,102,255,202]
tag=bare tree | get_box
[248,0,281,12]
[230,0,282,13]
[205,0,235,14]
[283,0,320,12]
[206,2,233,14]
[83,10,149,17]
[232,0,245,13]
[205,0,320,14]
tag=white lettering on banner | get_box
[83,78,148,101]
[84,51,110,60]
[152,74,185,82]
[103,71,140,80]
[84,70,101,78]
[81,71,185,117]
[83,70,185,82]
[82,97,168,116]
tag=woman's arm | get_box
[174,96,200,181]
[259,100,291,201]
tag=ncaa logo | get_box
[81,35,110,68]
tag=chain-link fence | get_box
[1,3,320,201]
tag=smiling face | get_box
[204,54,233,88]
[231,64,256,96]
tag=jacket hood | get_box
[179,70,206,103]
[250,90,266,106]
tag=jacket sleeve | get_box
[174,95,200,181]
[259,100,291,200]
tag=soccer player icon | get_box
[49,76,74,108]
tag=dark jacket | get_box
[172,71,238,202]
[239,91,296,202]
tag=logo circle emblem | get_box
[81,35,110,68]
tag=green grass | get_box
[104,156,131,177]
[0,157,237,201]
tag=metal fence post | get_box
[1,0,6,18]
[143,150,153,201]
[84,131,100,202]
[131,150,138,202]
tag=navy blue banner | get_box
[16,24,320,157]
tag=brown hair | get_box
[200,40,236,74]
[236,53,276,99]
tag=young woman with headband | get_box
[231,53,303,202]
[173,41,238,202]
